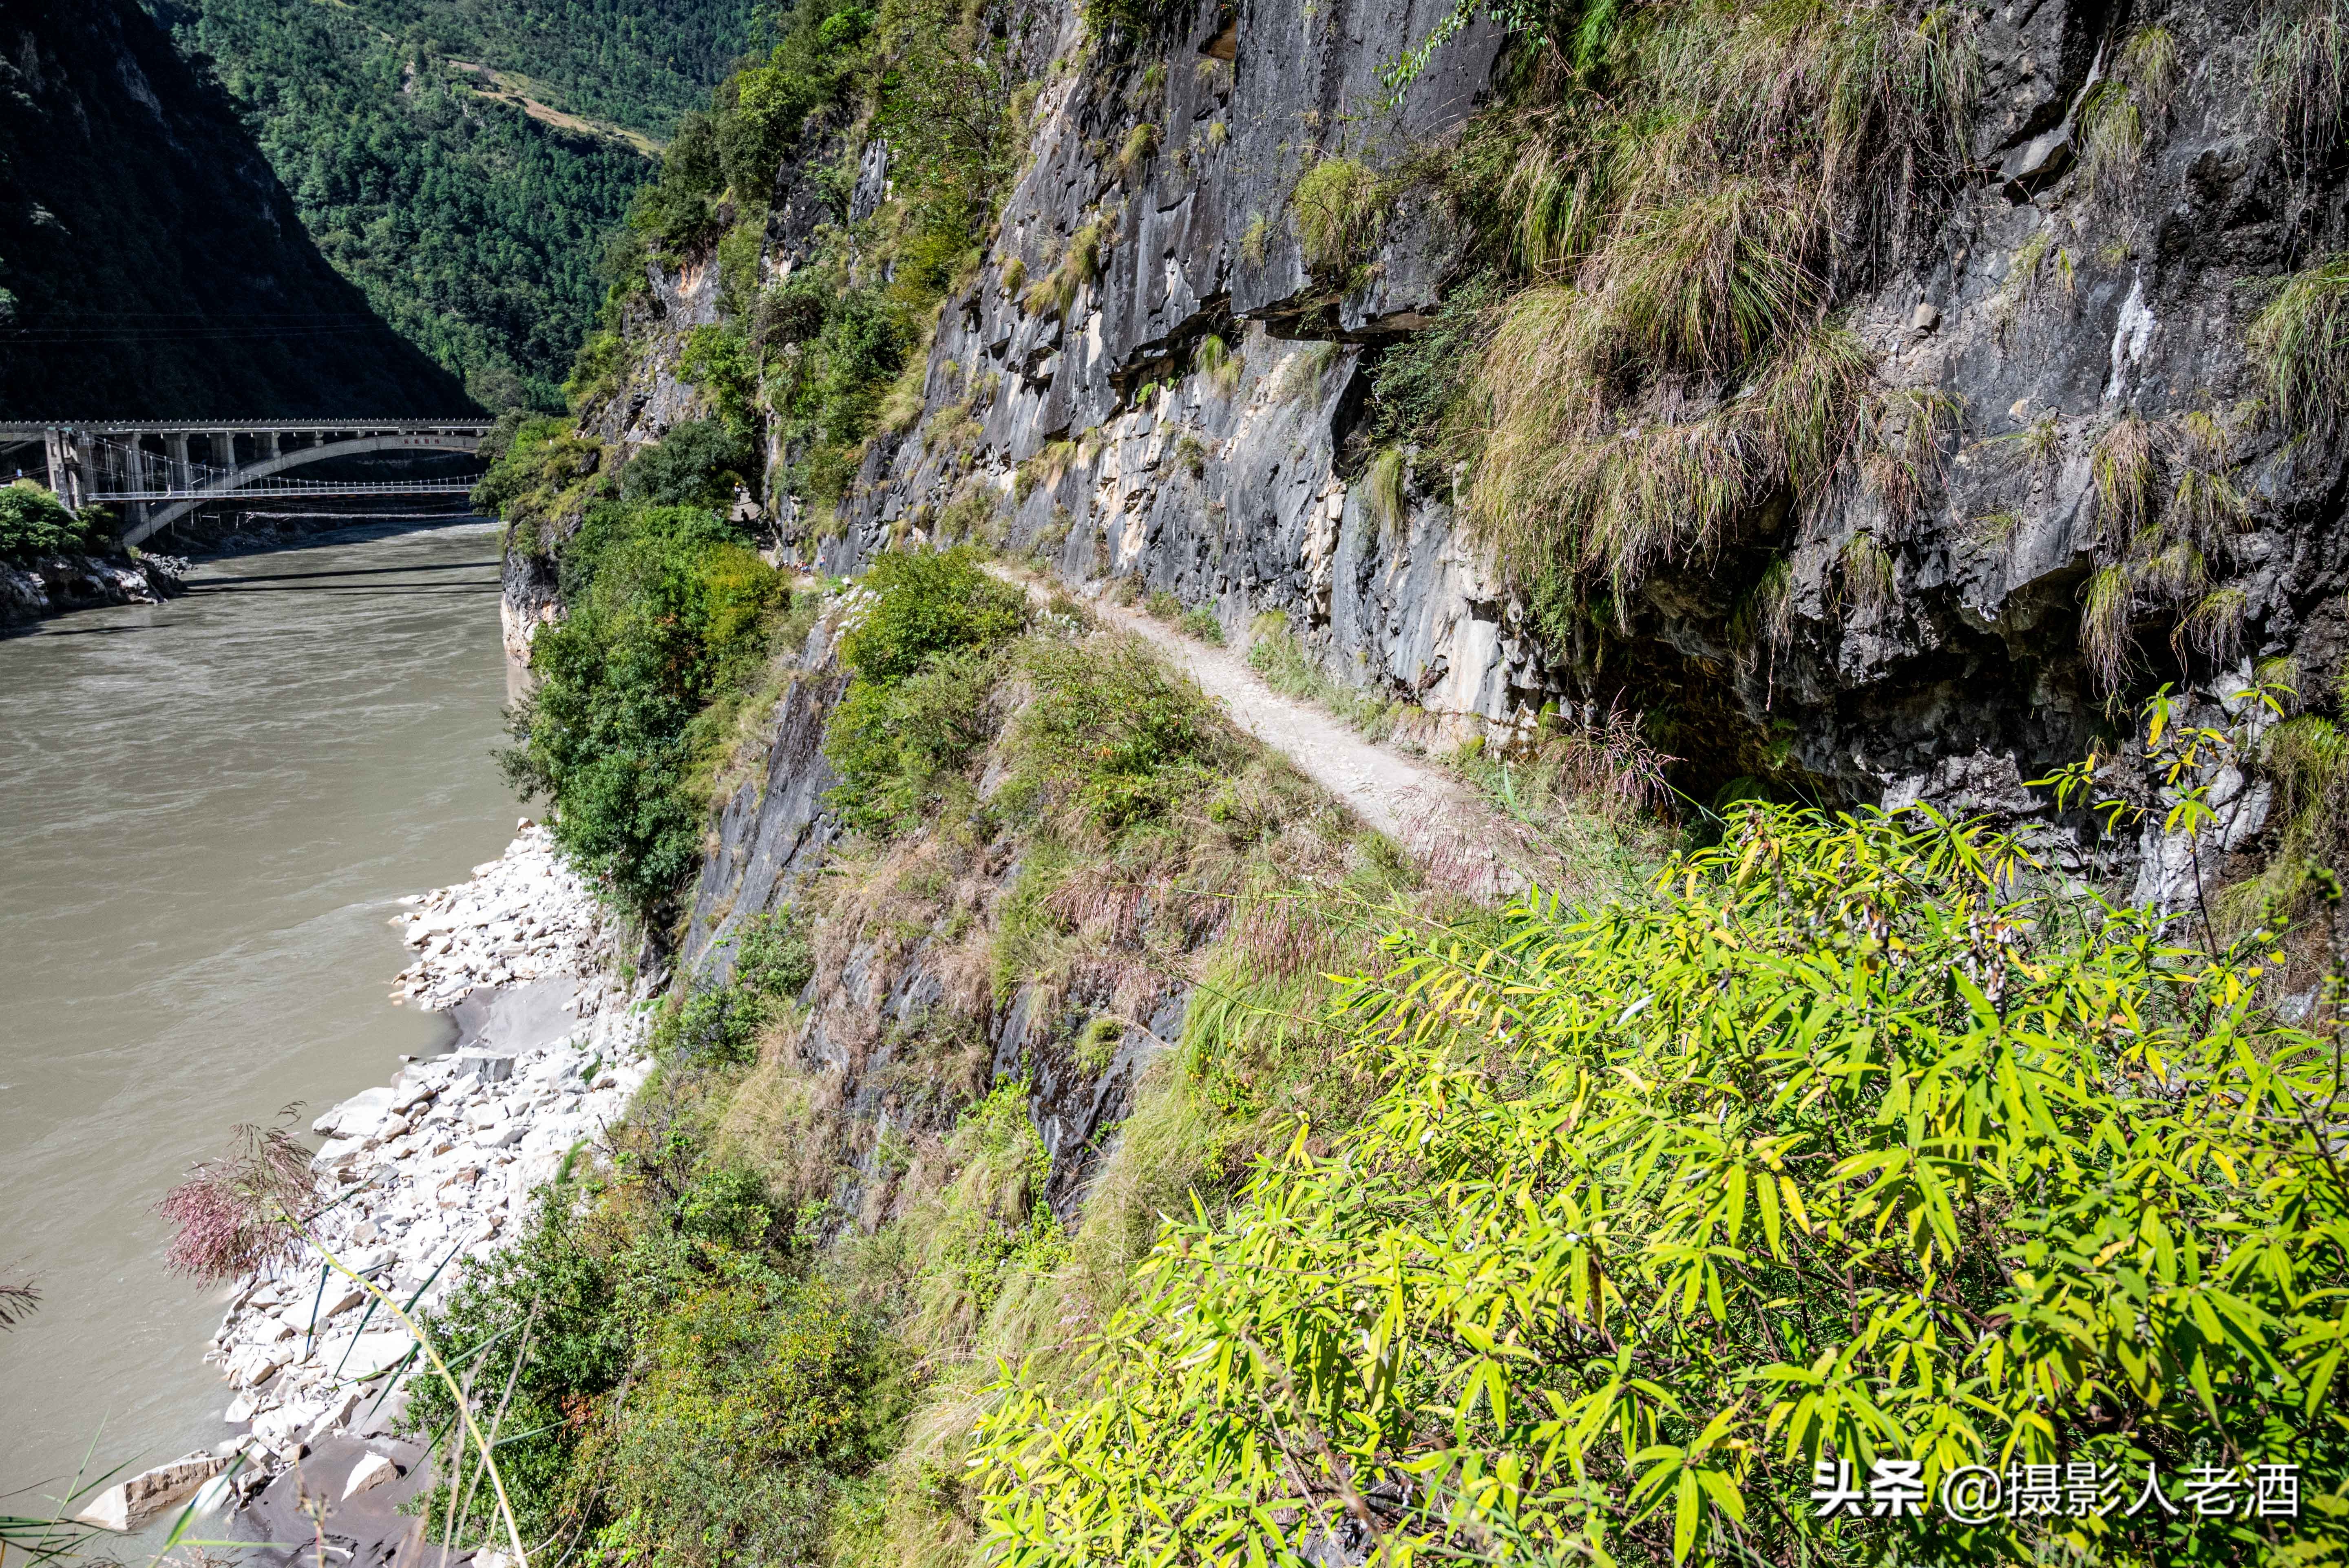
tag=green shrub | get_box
[822,549,1028,835]
[976,804,2349,1564]
[629,109,727,252]
[610,1274,899,1568]
[405,1196,650,1547]
[1008,634,1226,833]
[837,547,1028,686]
[735,906,817,1002]
[410,1161,896,1564]
[619,418,754,508]
[0,482,100,563]
[678,326,760,434]
[502,505,791,916]
[656,908,818,1066]
[1365,271,1503,451]
[472,417,608,552]
[824,644,1006,834]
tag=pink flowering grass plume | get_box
[157,1110,313,1284]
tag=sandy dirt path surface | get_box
[987,565,1534,895]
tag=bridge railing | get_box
[89,477,481,501]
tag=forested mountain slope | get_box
[0,0,466,417]
[335,0,760,137]
[142,0,755,409]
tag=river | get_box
[0,522,520,1518]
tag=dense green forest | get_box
[339,0,762,137]
[141,0,756,410]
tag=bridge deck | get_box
[0,420,491,436]
[89,478,479,502]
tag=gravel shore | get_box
[188,826,653,1514]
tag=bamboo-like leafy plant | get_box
[974,802,2349,1566]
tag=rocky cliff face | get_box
[0,0,471,417]
[570,0,2348,902]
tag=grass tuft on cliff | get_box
[1372,0,1974,645]
[2250,253,2349,437]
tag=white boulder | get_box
[343,1451,401,1501]
[73,1452,228,1531]
[314,1087,398,1138]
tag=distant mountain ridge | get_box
[138,0,759,411]
[0,0,471,419]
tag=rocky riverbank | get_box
[176,828,653,1520]
[0,550,184,627]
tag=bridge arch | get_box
[121,429,486,545]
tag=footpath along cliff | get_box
[525,0,2349,904]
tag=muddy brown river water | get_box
[0,522,519,1515]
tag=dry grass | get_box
[1995,229,2075,344]
[2091,413,2159,537]
[1021,218,1107,320]
[2249,254,2349,437]
[2258,0,2349,163]
[1273,339,1342,402]
[1471,312,1872,618]
[1015,439,1078,501]
[1582,181,1822,377]
[2177,586,2248,663]
[2137,539,2206,600]
[2077,81,2146,199]
[2080,563,2135,692]
[1862,386,1961,530]
[1731,554,1798,660]
[2170,464,2249,545]
[1837,533,1896,615]
[1239,211,1269,267]
[2121,25,2181,110]
[1291,157,1384,272]
[1195,331,1242,398]
[1451,0,1973,624]
[1114,122,1156,181]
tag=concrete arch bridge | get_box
[0,420,493,545]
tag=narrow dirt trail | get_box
[989,565,1532,894]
